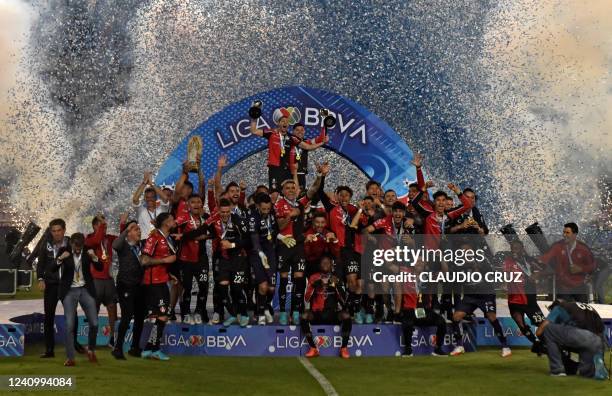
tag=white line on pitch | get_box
[298,357,339,396]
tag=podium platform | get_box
[3,299,612,357]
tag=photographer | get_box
[536,300,608,379]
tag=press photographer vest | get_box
[560,301,604,335]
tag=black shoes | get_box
[74,343,86,354]
[40,351,55,358]
[111,348,126,360]
[127,348,142,358]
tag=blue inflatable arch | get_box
[156,86,418,198]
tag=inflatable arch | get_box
[156,86,418,198]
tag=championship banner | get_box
[156,86,418,197]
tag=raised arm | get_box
[214,154,227,202]
[306,162,329,201]
[132,172,150,206]
[250,119,264,137]
[173,163,189,204]
[207,178,217,213]
[198,167,206,198]
[411,153,426,190]
[112,224,130,251]
[298,139,326,151]
[446,183,472,220]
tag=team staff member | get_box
[111,219,146,360]
[37,219,83,358]
[275,164,326,325]
[131,171,171,237]
[503,239,546,353]
[54,233,102,366]
[84,214,118,348]
[538,223,595,303]
[140,212,178,361]
[400,262,448,357]
[176,194,210,325]
[302,255,352,359]
[536,300,608,379]
[248,192,279,325]
[205,198,250,327]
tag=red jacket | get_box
[305,272,344,312]
[304,227,335,262]
[504,256,531,305]
[540,240,595,289]
[420,193,472,249]
[85,223,117,280]
[141,229,176,285]
[328,204,368,253]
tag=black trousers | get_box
[179,260,209,317]
[43,282,78,353]
[116,283,146,351]
[401,308,447,353]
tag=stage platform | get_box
[1,299,611,357]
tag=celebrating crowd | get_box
[33,106,608,379]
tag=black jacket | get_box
[52,247,102,301]
[112,228,144,287]
[449,206,489,235]
[36,236,70,284]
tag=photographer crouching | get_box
[536,299,609,379]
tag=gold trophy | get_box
[186,136,203,173]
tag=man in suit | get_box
[53,233,102,366]
[36,219,84,358]
[111,220,146,359]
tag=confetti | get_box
[0,0,609,236]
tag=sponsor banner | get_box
[474,317,531,346]
[156,85,419,198]
[12,314,612,355]
[204,325,299,356]
[476,318,612,347]
[0,324,25,357]
[156,323,207,356]
[150,324,476,357]
[303,324,476,357]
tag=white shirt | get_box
[134,199,170,237]
[71,253,85,288]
